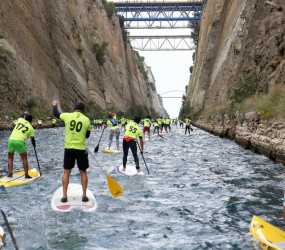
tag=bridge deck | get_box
[114,1,203,7]
[112,0,203,4]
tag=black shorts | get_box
[64,149,89,171]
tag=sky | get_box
[140,51,193,118]
[129,30,194,118]
[112,0,197,117]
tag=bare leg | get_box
[20,152,31,178]
[116,129,120,150]
[80,170,88,201]
[62,169,71,201]
[7,153,14,177]
[108,130,114,149]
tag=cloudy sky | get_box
[112,0,197,117]
[140,50,193,118]
[130,29,194,118]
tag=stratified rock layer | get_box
[184,0,285,164]
[0,0,166,117]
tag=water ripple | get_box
[0,127,284,249]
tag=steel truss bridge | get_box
[159,90,185,99]
[111,0,204,51]
[129,35,195,51]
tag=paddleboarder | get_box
[143,116,151,140]
[52,100,91,203]
[122,117,144,173]
[107,112,120,150]
[7,112,35,178]
[185,118,192,135]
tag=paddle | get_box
[94,127,106,153]
[158,133,165,139]
[136,141,150,175]
[0,209,19,250]
[93,157,123,198]
[32,145,42,176]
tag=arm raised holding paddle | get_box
[52,100,91,203]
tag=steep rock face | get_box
[145,65,168,117]
[0,0,166,117]
[187,0,284,116]
[184,0,285,163]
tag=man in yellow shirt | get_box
[7,113,35,178]
[52,101,91,203]
[185,118,192,135]
[122,117,144,173]
[142,116,151,140]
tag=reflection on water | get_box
[0,127,284,249]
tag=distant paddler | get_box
[122,117,144,173]
[120,117,127,130]
[153,120,160,136]
[142,116,151,140]
[185,118,192,135]
[165,118,171,133]
[157,117,163,133]
[7,112,36,178]
[51,118,57,127]
[107,112,120,150]
[52,100,91,203]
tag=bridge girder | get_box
[111,0,203,51]
[115,1,202,29]
[129,35,195,51]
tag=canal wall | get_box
[193,119,285,165]
[0,0,167,119]
[182,0,285,164]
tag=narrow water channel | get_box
[0,127,284,250]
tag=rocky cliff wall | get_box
[183,0,285,164]
[0,0,166,119]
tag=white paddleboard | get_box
[102,148,120,154]
[51,183,97,213]
[117,165,144,176]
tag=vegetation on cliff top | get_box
[239,84,285,120]
[135,52,148,81]
[102,0,116,19]
[92,41,108,65]
[229,72,259,104]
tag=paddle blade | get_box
[106,175,123,198]
[94,144,99,153]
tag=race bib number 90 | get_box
[70,120,83,132]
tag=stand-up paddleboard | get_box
[51,183,97,213]
[0,226,5,249]
[250,215,285,250]
[102,148,120,154]
[0,168,40,188]
[117,165,144,176]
